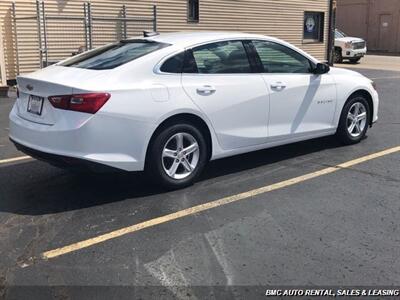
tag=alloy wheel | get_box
[346,101,367,138]
[162,132,200,180]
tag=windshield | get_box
[335,29,347,39]
[60,40,169,70]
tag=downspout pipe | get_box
[327,0,336,66]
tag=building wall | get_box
[1,0,330,82]
[337,0,400,53]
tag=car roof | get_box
[129,31,275,48]
[119,31,319,67]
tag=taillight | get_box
[16,87,19,98]
[48,93,111,114]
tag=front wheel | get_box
[336,95,370,145]
[334,48,343,64]
[349,57,361,64]
[146,123,208,190]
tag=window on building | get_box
[188,0,199,23]
[252,40,313,73]
[303,12,324,43]
[186,41,252,74]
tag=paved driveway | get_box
[0,67,399,299]
[336,54,400,72]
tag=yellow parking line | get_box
[0,156,31,164]
[42,146,400,260]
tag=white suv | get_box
[334,29,367,64]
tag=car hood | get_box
[336,37,365,43]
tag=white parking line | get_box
[0,156,32,164]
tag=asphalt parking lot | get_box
[0,67,400,299]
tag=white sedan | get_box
[9,32,379,189]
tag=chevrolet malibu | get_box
[9,32,379,189]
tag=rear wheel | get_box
[334,48,343,64]
[146,123,208,190]
[336,95,370,145]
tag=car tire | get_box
[334,48,343,64]
[336,95,370,145]
[146,123,208,190]
[349,57,361,64]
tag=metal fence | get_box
[0,28,6,86]
[12,0,157,75]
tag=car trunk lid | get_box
[16,66,108,125]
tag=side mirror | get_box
[313,63,330,75]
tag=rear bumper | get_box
[11,138,120,172]
[9,103,156,171]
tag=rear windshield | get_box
[61,40,169,70]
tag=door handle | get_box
[270,82,286,91]
[196,85,216,95]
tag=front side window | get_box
[303,12,324,43]
[252,40,313,74]
[335,29,347,39]
[188,0,199,23]
[187,40,252,74]
[61,40,169,70]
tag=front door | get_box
[181,40,269,150]
[251,40,337,139]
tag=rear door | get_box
[250,40,337,139]
[181,40,269,150]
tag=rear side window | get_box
[188,41,252,74]
[160,52,185,73]
[252,40,312,73]
[61,40,169,70]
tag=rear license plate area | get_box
[27,95,44,116]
